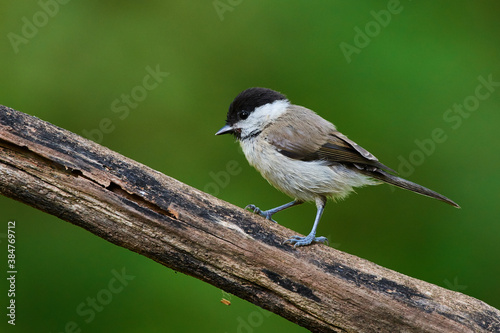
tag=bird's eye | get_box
[238,110,249,120]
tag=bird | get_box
[215,87,459,247]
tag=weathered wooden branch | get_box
[0,105,498,332]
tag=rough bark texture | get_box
[0,105,499,332]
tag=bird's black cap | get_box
[226,87,287,125]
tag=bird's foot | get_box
[245,204,277,223]
[284,234,329,248]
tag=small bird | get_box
[216,87,459,247]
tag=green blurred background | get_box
[1,1,499,332]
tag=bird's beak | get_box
[215,124,234,136]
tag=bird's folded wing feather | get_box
[264,105,395,173]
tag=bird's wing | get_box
[265,105,395,173]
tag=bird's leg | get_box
[245,200,303,223]
[284,196,329,247]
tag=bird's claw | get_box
[284,234,329,248]
[245,204,277,223]
[245,204,262,214]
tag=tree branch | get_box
[0,105,498,332]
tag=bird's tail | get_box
[360,169,460,208]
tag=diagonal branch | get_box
[0,105,498,333]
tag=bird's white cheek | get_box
[238,100,289,139]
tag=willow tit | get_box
[216,87,459,247]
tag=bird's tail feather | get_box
[360,169,460,208]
